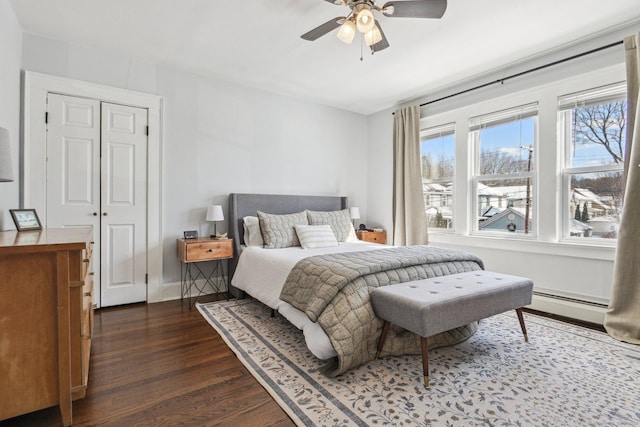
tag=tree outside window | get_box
[470,104,538,235]
[560,82,626,239]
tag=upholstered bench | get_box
[370,270,533,388]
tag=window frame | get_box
[419,122,456,232]
[558,82,627,243]
[469,104,539,237]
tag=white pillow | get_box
[243,216,264,247]
[294,224,339,249]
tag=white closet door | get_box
[100,102,148,306]
[46,93,102,299]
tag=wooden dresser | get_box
[0,227,94,426]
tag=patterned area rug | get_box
[197,299,640,427]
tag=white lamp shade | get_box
[337,19,356,44]
[206,205,224,222]
[364,24,382,46]
[0,127,14,182]
[349,207,360,220]
[356,8,375,33]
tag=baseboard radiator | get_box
[530,291,608,326]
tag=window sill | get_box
[428,232,616,261]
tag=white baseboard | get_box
[530,293,607,325]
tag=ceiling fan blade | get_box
[371,22,390,53]
[382,0,447,19]
[323,0,347,4]
[301,16,346,41]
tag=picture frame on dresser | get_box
[9,208,42,231]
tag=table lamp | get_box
[349,207,360,228]
[206,205,224,238]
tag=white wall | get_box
[365,25,640,324]
[0,0,22,230]
[20,33,369,286]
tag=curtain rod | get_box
[393,40,624,114]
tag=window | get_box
[420,123,455,230]
[470,104,538,235]
[559,83,626,239]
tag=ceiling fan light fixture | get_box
[355,7,375,33]
[364,24,382,46]
[336,19,356,44]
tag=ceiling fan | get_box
[301,0,447,54]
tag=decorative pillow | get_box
[294,224,339,249]
[257,211,309,249]
[243,216,263,247]
[306,209,357,243]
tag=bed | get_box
[228,193,483,375]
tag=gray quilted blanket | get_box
[280,245,485,375]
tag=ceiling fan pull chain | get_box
[360,33,364,61]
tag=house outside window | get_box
[559,82,626,239]
[469,103,538,235]
[420,123,455,230]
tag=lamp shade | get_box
[0,127,14,182]
[206,205,224,222]
[349,207,360,220]
[337,19,356,44]
[364,24,382,46]
[356,8,375,33]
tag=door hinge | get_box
[145,126,149,136]
[145,273,148,284]
[45,112,48,124]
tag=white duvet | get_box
[231,241,387,360]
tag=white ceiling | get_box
[9,0,640,115]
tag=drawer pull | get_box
[89,272,95,276]
[84,291,92,297]
[83,259,90,263]
[208,249,213,252]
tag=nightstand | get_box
[177,237,233,307]
[356,230,387,244]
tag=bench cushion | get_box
[370,270,533,338]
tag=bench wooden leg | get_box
[516,308,529,342]
[376,321,391,359]
[421,336,429,389]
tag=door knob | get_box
[93,212,98,216]
[103,212,108,216]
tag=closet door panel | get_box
[100,102,148,306]
[46,94,102,306]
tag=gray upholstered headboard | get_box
[227,193,348,297]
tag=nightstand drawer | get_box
[356,230,387,244]
[179,238,233,262]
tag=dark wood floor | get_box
[1,295,295,427]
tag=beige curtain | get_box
[604,33,640,344]
[392,105,428,246]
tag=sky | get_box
[421,113,622,171]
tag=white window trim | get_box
[419,62,625,255]
[469,106,538,238]
[420,122,456,233]
[558,82,626,245]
